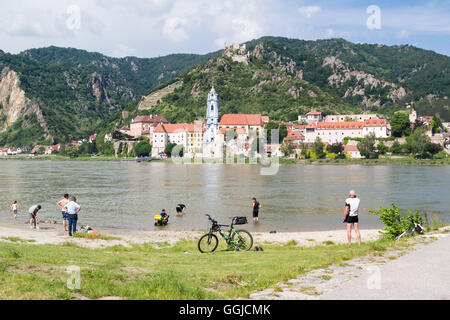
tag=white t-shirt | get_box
[64,201,80,215]
[345,197,360,217]
[29,205,39,214]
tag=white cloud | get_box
[298,6,321,19]
[163,17,189,42]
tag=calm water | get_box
[0,160,449,232]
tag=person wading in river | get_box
[343,190,361,245]
[57,194,70,232]
[252,198,261,223]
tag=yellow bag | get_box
[154,215,162,221]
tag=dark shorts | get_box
[62,211,69,220]
[29,212,36,219]
[345,215,359,224]
[253,211,259,218]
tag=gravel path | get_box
[250,228,450,300]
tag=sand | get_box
[0,220,382,249]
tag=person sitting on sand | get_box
[29,205,42,229]
[343,190,361,245]
[11,201,19,221]
[57,194,70,232]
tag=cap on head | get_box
[349,190,357,197]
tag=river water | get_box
[0,160,448,232]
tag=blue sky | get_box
[0,0,449,57]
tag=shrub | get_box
[369,204,424,239]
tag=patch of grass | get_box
[1,237,35,243]
[285,240,298,247]
[72,233,121,241]
[0,237,399,300]
[319,275,332,281]
[323,241,335,246]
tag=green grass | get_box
[0,237,400,300]
[1,237,36,243]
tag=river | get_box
[0,160,448,232]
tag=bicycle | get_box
[396,221,425,240]
[198,214,253,253]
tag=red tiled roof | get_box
[154,123,205,134]
[284,130,305,141]
[132,115,168,124]
[219,114,264,126]
[307,110,323,115]
[344,145,359,152]
[261,116,270,123]
[316,121,364,130]
[364,119,387,127]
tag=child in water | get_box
[11,201,19,221]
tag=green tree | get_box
[390,111,411,137]
[38,146,45,155]
[265,121,287,144]
[377,142,388,155]
[134,141,152,157]
[430,115,442,134]
[409,128,431,158]
[425,142,443,156]
[326,142,344,155]
[164,143,177,157]
[312,137,326,159]
[358,133,378,159]
[65,146,79,158]
[280,141,294,157]
[390,141,403,154]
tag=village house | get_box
[218,114,266,136]
[299,110,323,124]
[0,147,8,156]
[344,145,362,159]
[130,115,168,141]
[152,122,205,158]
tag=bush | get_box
[134,141,152,157]
[433,151,447,159]
[369,204,424,239]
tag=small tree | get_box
[280,141,294,157]
[164,143,177,157]
[425,142,443,157]
[65,146,79,158]
[358,133,378,159]
[390,141,403,154]
[312,137,326,159]
[38,146,45,155]
[409,128,431,158]
[135,141,152,157]
[391,111,411,137]
[326,142,344,155]
[377,142,388,155]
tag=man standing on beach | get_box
[29,205,42,229]
[57,194,70,232]
[344,190,361,245]
[252,198,261,223]
[64,196,81,237]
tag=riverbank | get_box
[2,155,450,165]
[0,220,381,249]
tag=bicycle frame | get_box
[206,215,242,247]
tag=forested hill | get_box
[119,37,449,129]
[0,46,218,146]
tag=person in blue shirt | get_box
[64,197,81,237]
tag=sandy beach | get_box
[0,219,382,249]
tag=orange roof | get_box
[284,131,305,141]
[307,110,322,115]
[344,145,359,152]
[316,121,364,130]
[131,115,168,124]
[364,119,387,127]
[154,123,205,134]
[261,116,270,123]
[219,114,264,126]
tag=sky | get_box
[0,0,449,58]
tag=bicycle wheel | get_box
[198,234,219,253]
[231,230,253,252]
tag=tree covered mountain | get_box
[118,37,449,130]
[0,46,218,146]
[1,37,449,147]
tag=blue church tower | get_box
[204,87,219,145]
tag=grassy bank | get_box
[279,156,450,165]
[0,237,402,300]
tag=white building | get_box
[324,114,379,122]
